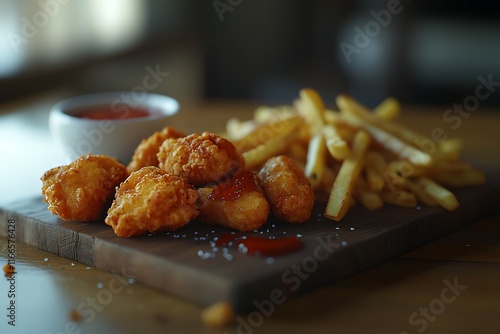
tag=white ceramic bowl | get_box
[49,92,179,164]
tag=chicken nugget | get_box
[258,155,314,223]
[197,171,270,232]
[157,132,244,186]
[41,154,128,221]
[127,126,185,174]
[105,166,199,237]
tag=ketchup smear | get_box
[209,170,259,201]
[75,107,150,120]
[216,233,303,257]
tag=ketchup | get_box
[75,107,150,120]
[209,170,259,201]
[216,233,304,257]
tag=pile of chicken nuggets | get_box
[41,127,314,237]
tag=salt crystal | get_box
[238,244,248,254]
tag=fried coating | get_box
[157,132,244,186]
[258,155,315,223]
[105,166,199,237]
[41,154,128,221]
[127,126,185,174]
[197,171,270,232]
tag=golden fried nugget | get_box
[127,127,185,174]
[41,154,128,221]
[105,167,199,237]
[258,155,315,223]
[157,132,244,186]
[197,171,270,232]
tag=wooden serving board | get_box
[1,167,499,312]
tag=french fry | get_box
[305,134,327,189]
[399,178,438,206]
[355,190,384,211]
[365,151,386,192]
[324,110,359,143]
[254,105,296,124]
[435,138,463,161]
[380,190,417,208]
[323,124,351,160]
[324,109,341,124]
[342,113,434,167]
[354,177,384,211]
[430,169,486,187]
[299,88,326,133]
[383,171,407,191]
[243,130,299,170]
[226,118,257,141]
[374,97,401,121]
[337,95,435,156]
[386,160,424,178]
[325,131,370,221]
[365,166,385,192]
[233,115,302,153]
[298,88,330,189]
[415,177,459,211]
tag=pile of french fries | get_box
[225,89,486,222]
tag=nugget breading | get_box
[127,127,185,174]
[197,171,270,232]
[157,132,244,186]
[258,155,314,223]
[41,154,128,221]
[105,167,199,237]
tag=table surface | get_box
[1,91,499,334]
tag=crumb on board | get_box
[201,301,235,327]
[3,263,15,276]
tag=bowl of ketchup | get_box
[49,92,179,164]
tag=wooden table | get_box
[1,91,499,334]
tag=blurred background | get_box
[0,0,499,108]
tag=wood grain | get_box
[1,168,499,313]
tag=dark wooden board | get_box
[1,168,499,312]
